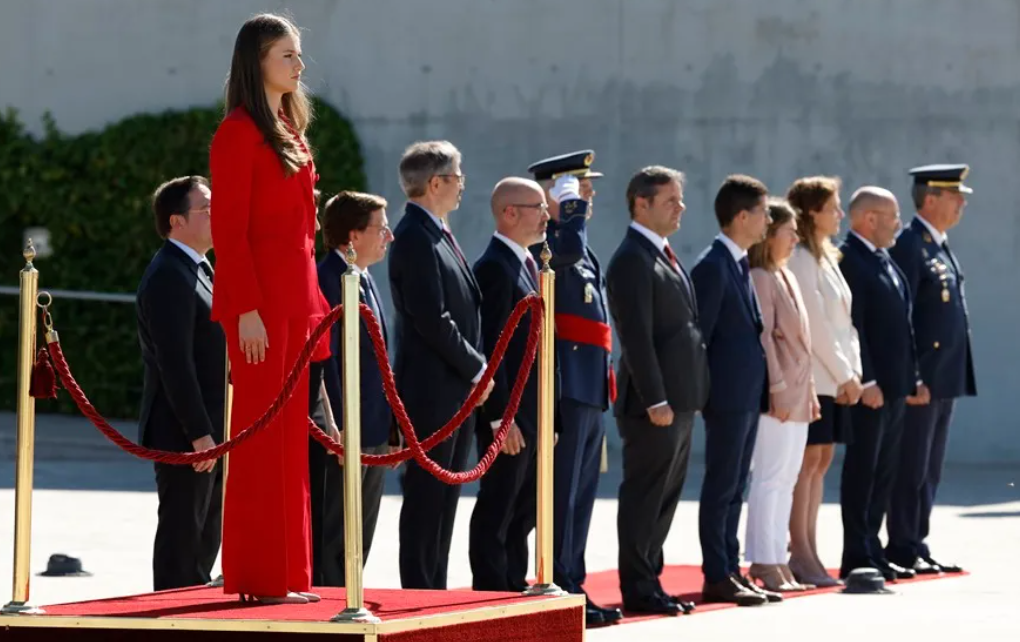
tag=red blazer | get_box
[210,107,326,319]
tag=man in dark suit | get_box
[469,177,551,593]
[886,166,974,575]
[607,166,710,615]
[528,150,621,627]
[691,174,773,607]
[136,176,224,591]
[389,141,494,589]
[308,191,398,586]
[838,186,929,581]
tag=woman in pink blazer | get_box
[786,176,863,587]
[744,199,820,592]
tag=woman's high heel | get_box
[240,591,310,605]
[748,563,799,592]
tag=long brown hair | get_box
[786,176,841,262]
[225,13,313,175]
[748,198,796,271]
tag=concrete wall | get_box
[2,0,1018,462]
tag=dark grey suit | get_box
[606,227,709,601]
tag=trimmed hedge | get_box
[0,97,366,418]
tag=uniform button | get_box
[572,345,578,351]
[934,341,940,349]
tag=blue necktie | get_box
[876,250,903,296]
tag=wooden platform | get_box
[0,586,585,642]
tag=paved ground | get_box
[1,412,1018,640]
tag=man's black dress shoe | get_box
[585,605,607,628]
[622,593,683,616]
[586,598,622,624]
[911,558,941,575]
[667,595,696,614]
[924,556,963,573]
[701,577,767,607]
[735,573,783,603]
[877,561,916,581]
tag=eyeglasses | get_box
[511,203,549,213]
[364,223,393,237]
[436,173,466,185]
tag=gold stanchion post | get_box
[332,246,379,623]
[3,240,44,615]
[525,242,565,596]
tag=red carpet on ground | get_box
[581,564,968,624]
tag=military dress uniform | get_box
[528,150,622,627]
[886,164,975,574]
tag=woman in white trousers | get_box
[744,199,820,592]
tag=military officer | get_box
[528,150,623,628]
[886,164,975,574]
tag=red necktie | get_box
[443,228,469,268]
[663,244,680,271]
[525,256,540,287]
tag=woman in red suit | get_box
[210,13,330,604]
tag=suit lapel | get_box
[162,241,211,296]
[627,228,696,316]
[775,268,810,352]
[713,240,759,323]
[490,238,535,294]
[407,203,481,302]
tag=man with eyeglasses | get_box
[389,141,495,589]
[136,175,224,591]
[469,176,558,593]
[307,190,400,587]
[525,150,623,627]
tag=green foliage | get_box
[0,98,366,418]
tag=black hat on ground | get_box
[841,568,892,594]
[38,553,91,577]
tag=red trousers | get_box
[222,313,312,596]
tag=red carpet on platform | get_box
[581,564,968,624]
[0,587,583,642]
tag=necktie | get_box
[876,250,903,295]
[198,260,214,282]
[525,255,540,289]
[663,244,679,271]
[362,272,388,342]
[941,240,961,276]
[443,228,469,268]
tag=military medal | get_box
[942,288,950,303]
[584,283,594,303]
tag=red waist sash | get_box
[555,313,617,403]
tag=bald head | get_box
[848,186,896,218]
[848,185,902,248]
[490,177,549,247]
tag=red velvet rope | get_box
[43,295,542,481]
[309,295,543,484]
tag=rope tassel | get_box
[29,346,58,399]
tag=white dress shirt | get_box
[716,232,748,264]
[168,238,207,266]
